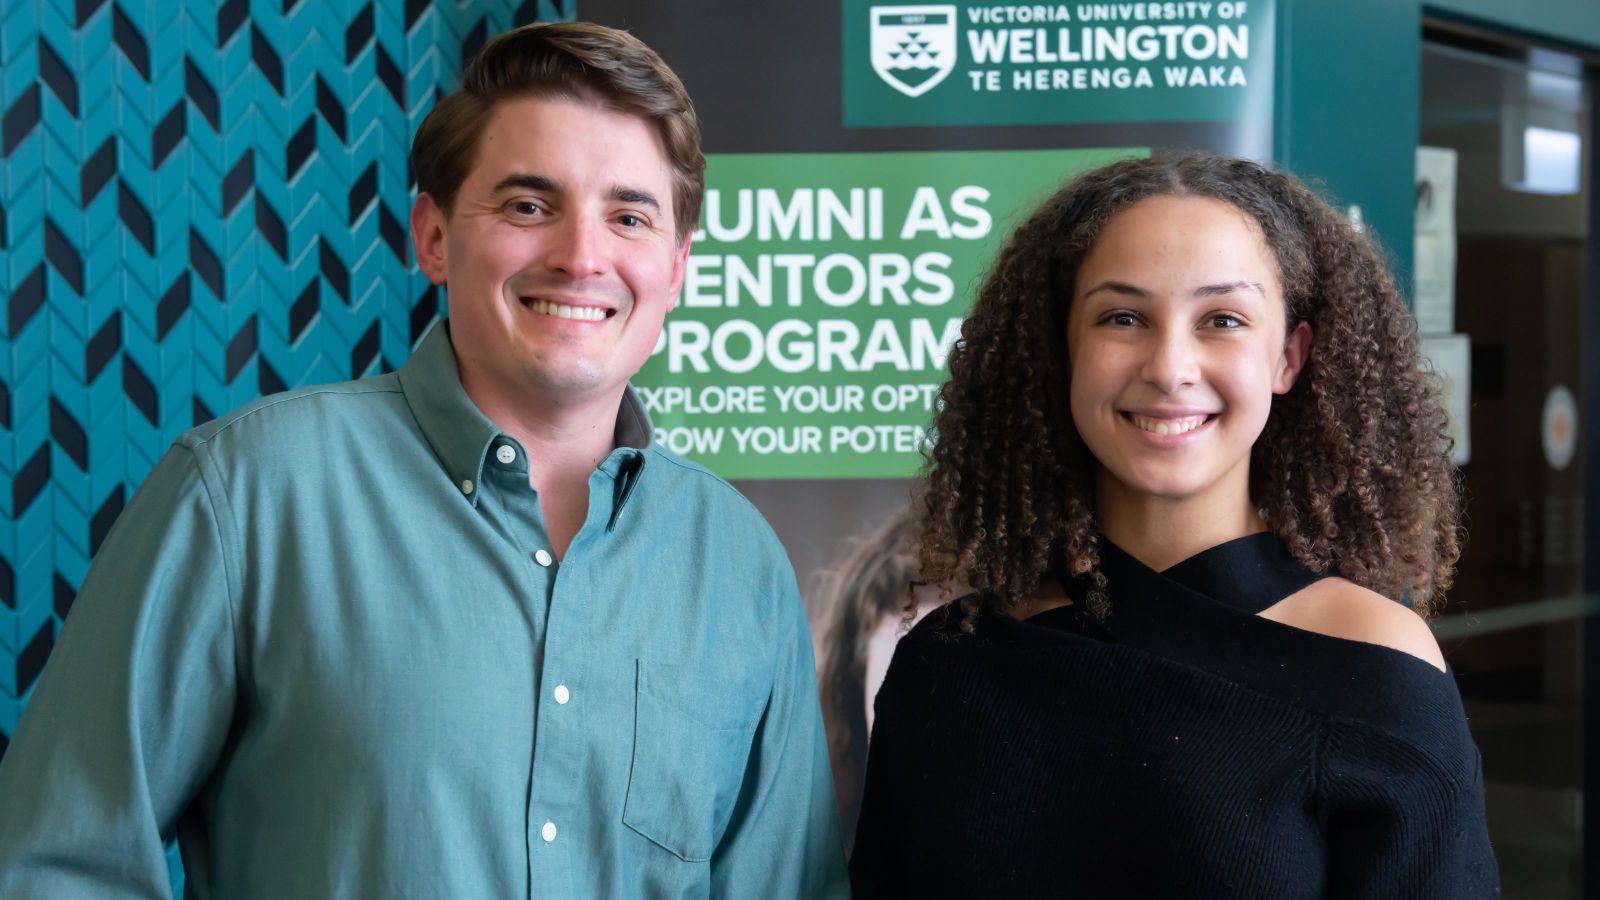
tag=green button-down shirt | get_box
[0,323,848,899]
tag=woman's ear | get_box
[1274,320,1313,395]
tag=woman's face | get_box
[1066,195,1309,511]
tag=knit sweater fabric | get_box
[850,534,1500,898]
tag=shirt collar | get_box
[398,321,654,507]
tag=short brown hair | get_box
[410,21,705,243]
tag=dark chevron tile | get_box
[217,0,248,46]
[117,179,154,254]
[410,284,438,345]
[81,137,116,205]
[514,0,542,27]
[52,573,75,619]
[376,44,405,110]
[192,396,215,428]
[251,25,284,96]
[186,57,220,131]
[86,310,121,382]
[38,38,78,116]
[123,355,158,426]
[75,0,109,27]
[8,265,45,337]
[286,115,316,179]
[112,5,150,81]
[0,554,11,609]
[157,273,190,339]
[0,378,9,430]
[12,441,49,516]
[90,485,125,556]
[17,620,54,694]
[462,18,488,66]
[49,398,87,471]
[404,0,429,33]
[3,84,40,157]
[315,76,346,144]
[320,236,349,302]
[222,149,253,215]
[44,218,84,295]
[190,229,223,300]
[225,315,257,384]
[348,161,376,225]
[152,101,185,168]
[289,279,318,344]
[256,195,287,261]
[378,202,406,265]
[282,0,302,15]
[346,3,375,64]
[259,358,287,395]
[351,320,380,378]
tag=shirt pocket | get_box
[622,659,763,862]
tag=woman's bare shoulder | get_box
[1259,577,1446,672]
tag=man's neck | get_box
[459,370,623,559]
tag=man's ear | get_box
[411,193,450,286]
[1274,320,1313,394]
[665,233,693,313]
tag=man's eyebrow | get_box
[1193,281,1264,298]
[612,186,660,211]
[1081,280,1152,300]
[491,173,559,194]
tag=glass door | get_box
[1419,27,1593,899]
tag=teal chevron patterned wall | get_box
[0,0,570,884]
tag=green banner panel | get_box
[635,146,1144,479]
[842,1,1275,128]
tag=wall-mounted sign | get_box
[843,0,1276,127]
[1414,146,1458,335]
[1543,384,1578,471]
[1420,334,1470,465]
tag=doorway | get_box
[1419,23,1594,899]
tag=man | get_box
[0,23,847,898]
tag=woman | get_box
[850,155,1499,897]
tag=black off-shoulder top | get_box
[849,533,1500,899]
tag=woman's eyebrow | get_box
[1193,280,1264,298]
[1081,280,1151,300]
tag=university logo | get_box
[869,5,957,98]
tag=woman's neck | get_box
[1095,471,1268,572]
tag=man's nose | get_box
[1140,326,1200,393]
[543,215,605,278]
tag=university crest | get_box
[870,5,957,98]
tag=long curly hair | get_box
[919,153,1461,627]
[812,511,919,849]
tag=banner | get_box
[641,147,1137,478]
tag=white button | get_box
[554,684,570,705]
[541,821,557,842]
[534,549,554,567]
[459,479,474,495]
[496,445,516,465]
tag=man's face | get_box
[413,96,690,412]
